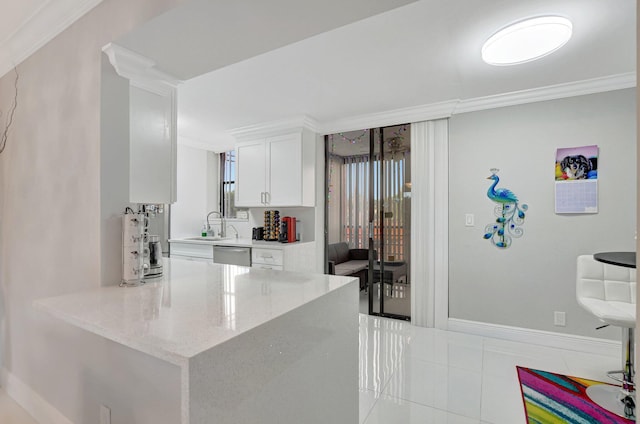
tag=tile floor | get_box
[0,388,38,424]
[358,314,620,424]
[360,282,411,317]
[0,314,622,424]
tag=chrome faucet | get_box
[206,211,226,238]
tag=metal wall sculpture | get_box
[483,169,528,249]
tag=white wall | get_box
[248,207,315,242]
[0,0,187,422]
[171,144,255,240]
[448,88,636,339]
[171,144,209,238]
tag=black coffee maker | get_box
[252,227,264,240]
[278,220,288,242]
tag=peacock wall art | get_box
[483,169,528,249]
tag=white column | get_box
[411,119,448,328]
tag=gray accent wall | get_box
[448,88,636,340]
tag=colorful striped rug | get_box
[516,366,634,423]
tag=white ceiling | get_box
[2,0,635,153]
[131,0,635,152]
[0,0,104,77]
[0,0,45,42]
[116,0,419,81]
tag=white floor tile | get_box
[383,357,483,420]
[0,389,38,424]
[359,389,380,424]
[560,350,620,383]
[364,394,481,424]
[480,373,527,424]
[482,344,570,380]
[359,315,411,392]
[358,314,626,424]
[404,327,485,372]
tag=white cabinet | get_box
[235,131,315,207]
[235,140,267,206]
[169,241,213,261]
[251,242,315,272]
[129,85,177,204]
[103,43,178,205]
[252,247,284,270]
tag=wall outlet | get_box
[100,405,111,424]
[554,311,566,327]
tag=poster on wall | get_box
[554,145,598,214]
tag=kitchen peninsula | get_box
[35,259,358,424]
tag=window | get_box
[220,150,237,218]
[340,152,409,261]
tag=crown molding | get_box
[225,73,634,141]
[318,100,459,135]
[454,72,636,114]
[314,73,636,135]
[0,0,105,78]
[102,43,182,95]
[223,73,634,143]
[229,115,321,141]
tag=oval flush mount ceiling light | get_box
[482,16,573,66]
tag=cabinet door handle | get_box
[265,192,270,204]
[260,192,265,204]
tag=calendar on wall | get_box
[554,145,598,214]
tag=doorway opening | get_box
[325,125,411,321]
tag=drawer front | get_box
[252,263,284,271]
[252,248,284,265]
[170,243,213,259]
[171,254,212,263]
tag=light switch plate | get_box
[465,214,474,227]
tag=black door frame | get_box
[324,128,410,321]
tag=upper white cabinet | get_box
[236,131,315,207]
[103,43,179,204]
[129,85,176,204]
[235,140,267,206]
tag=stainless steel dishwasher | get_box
[213,246,251,266]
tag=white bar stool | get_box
[576,254,636,419]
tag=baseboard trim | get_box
[1,368,73,424]
[447,318,621,357]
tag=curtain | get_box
[342,154,371,250]
[411,119,448,328]
[381,151,409,262]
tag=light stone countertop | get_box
[167,237,311,249]
[34,258,356,367]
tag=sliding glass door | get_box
[326,124,411,321]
